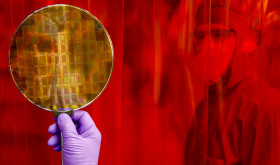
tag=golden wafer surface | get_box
[9,5,113,111]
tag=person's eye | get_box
[25,43,35,51]
[37,35,57,53]
[211,30,222,38]
[37,42,51,52]
[194,31,205,41]
[211,30,229,39]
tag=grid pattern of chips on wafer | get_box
[9,5,113,111]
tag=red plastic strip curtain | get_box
[1,0,280,165]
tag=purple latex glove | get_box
[48,110,101,165]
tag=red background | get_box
[1,0,280,164]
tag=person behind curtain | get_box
[185,0,280,164]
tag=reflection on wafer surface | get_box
[9,5,113,111]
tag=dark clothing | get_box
[185,54,280,164]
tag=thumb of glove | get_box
[57,113,78,136]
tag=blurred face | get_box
[192,24,236,84]
[10,7,113,111]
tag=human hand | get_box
[48,110,101,165]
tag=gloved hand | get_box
[48,110,101,165]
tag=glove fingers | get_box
[57,113,78,135]
[72,110,98,135]
[54,144,61,152]
[48,134,61,147]
[49,121,78,134]
[75,123,79,130]
[48,123,60,135]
